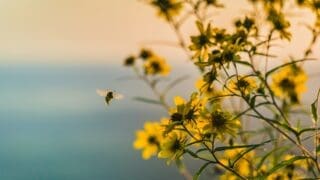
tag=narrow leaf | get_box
[193,162,212,180]
[214,139,273,152]
[311,89,320,122]
[133,97,162,105]
[265,156,307,177]
[266,59,315,78]
[185,149,198,158]
[233,60,253,68]
[163,75,190,94]
[256,147,289,169]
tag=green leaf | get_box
[298,127,320,136]
[233,60,253,68]
[256,147,289,169]
[250,95,256,107]
[276,122,299,136]
[265,58,315,78]
[254,52,277,58]
[185,149,198,158]
[231,139,274,167]
[133,97,162,105]
[214,139,273,152]
[195,148,209,154]
[164,121,181,134]
[150,78,161,88]
[193,162,212,180]
[316,145,320,153]
[194,61,210,67]
[264,156,307,177]
[163,75,190,94]
[311,89,320,122]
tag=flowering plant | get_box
[123,0,320,179]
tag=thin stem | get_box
[133,66,170,110]
[244,98,318,169]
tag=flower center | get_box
[170,139,181,152]
[140,50,152,59]
[222,50,234,61]
[151,62,161,72]
[154,0,172,12]
[237,79,249,89]
[211,112,226,128]
[171,112,183,122]
[279,78,295,90]
[185,109,195,120]
[148,136,158,145]
[199,35,209,46]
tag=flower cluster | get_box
[134,92,241,165]
[122,0,320,179]
[124,48,170,76]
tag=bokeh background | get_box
[0,0,319,179]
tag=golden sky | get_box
[0,0,317,64]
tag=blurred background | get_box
[0,0,319,179]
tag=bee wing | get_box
[96,89,108,97]
[114,93,124,100]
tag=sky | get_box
[0,0,318,64]
[0,0,181,63]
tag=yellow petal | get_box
[158,150,174,159]
[133,139,147,149]
[195,78,205,90]
[142,146,158,160]
[174,96,185,106]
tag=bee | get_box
[96,89,124,105]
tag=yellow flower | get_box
[204,0,223,7]
[150,0,183,20]
[158,131,187,162]
[144,55,171,76]
[124,55,136,66]
[133,121,164,160]
[169,94,207,124]
[270,64,307,103]
[186,117,211,146]
[196,78,221,97]
[264,154,308,180]
[220,149,255,179]
[189,21,213,60]
[203,110,241,140]
[139,48,154,60]
[227,76,258,95]
[267,8,291,40]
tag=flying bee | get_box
[96,89,124,105]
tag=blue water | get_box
[0,63,199,180]
[2,62,317,180]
